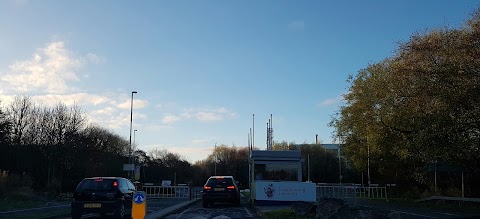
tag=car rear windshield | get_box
[76,179,116,192]
[206,177,234,186]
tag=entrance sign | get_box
[132,191,146,219]
[255,182,316,202]
[134,166,141,181]
[123,164,134,171]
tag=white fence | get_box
[142,186,190,199]
[316,184,388,205]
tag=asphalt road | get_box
[62,198,190,218]
[355,200,477,219]
[164,198,257,219]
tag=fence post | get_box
[354,185,357,206]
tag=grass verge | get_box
[5,208,70,219]
[264,209,314,219]
[0,199,46,212]
[365,198,480,215]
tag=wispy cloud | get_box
[318,95,344,107]
[85,53,106,64]
[117,99,149,109]
[162,114,181,124]
[161,107,236,124]
[288,20,305,30]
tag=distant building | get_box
[294,143,342,157]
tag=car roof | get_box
[209,176,234,179]
[83,177,125,180]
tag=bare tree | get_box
[6,96,35,145]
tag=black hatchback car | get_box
[202,176,240,207]
[71,177,135,219]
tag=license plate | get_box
[84,203,101,208]
[214,188,225,191]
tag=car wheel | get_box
[71,209,82,219]
[114,203,125,218]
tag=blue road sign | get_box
[134,193,145,204]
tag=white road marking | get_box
[432,212,458,216]
[355,204,437,219]
[0,204,70,214]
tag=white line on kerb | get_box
[397,211,437,218]
[244,207,253,217]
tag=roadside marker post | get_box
[132,191,146,219]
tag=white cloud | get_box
[92,107,116,116]
[192,138,212,145]
[161,107,236,124]
[0,41,151,135]
[87,112,128,130]
[0,41,83,94]
[117,99,149,109]
[162,114,181,124]
[196,112,222,121]
[288,20,305,30]
[139,144,213,162]
[32,93,109,106]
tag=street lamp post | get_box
[214,143,217,175]
[308,154,314,182]
[308,154,310,182]
[367,140,370,186]
[129,91,137,181]
[133,129,137,162]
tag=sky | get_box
[0,0,478,162]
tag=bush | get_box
[8,186,35,201]
[0,170,7,197]
[444,188,462,197]
[0,170,35,199]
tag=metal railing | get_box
[142,186,189,199]
[356,186,388,199]
[142,185,203,200]
[316,184,388,205]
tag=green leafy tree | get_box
[331,9,480,196]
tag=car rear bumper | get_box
[203,192,239,202]
[71,201,122,214]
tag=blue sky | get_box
[0,0,478,162]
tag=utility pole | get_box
[308,154,310,182]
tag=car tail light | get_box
[203,186,211,190]
[113,181,118,187]
[227,185,235,189]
